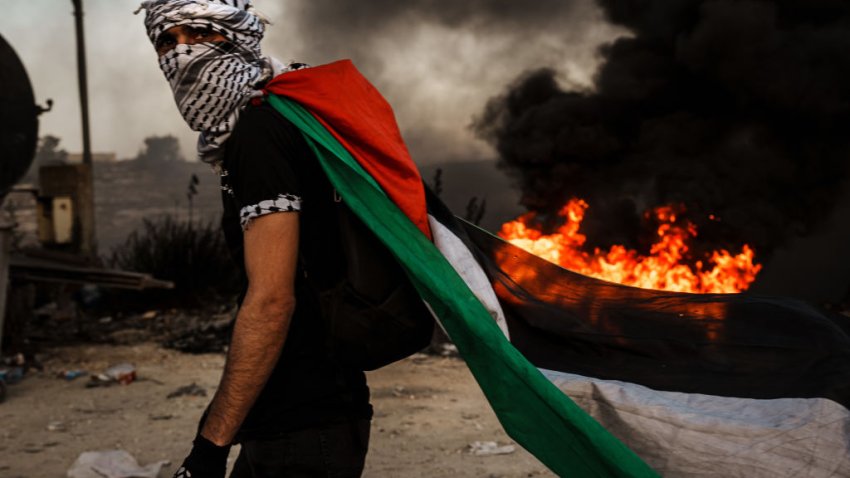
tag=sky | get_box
[0,0,622,164]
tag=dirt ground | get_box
[0,343,555,478]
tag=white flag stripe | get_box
[429,215,511,339]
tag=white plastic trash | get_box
[67,450,168,478]
[467,441,516,456]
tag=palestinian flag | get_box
[263,61,850,477]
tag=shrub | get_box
[107,215,240,309]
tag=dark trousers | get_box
[230,419,370,478]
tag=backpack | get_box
[302,193,435,371]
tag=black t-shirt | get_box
[220,101,371,441]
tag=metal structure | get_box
[0,33,38,400]
[10,251,174,290]
[0,34,38,196]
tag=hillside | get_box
[6,159,524,255]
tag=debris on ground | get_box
[47,421,66,432]
[141,310,158,320]
[0,353,42,385]
[149,413,176,421]
[86,363,136,388]
[167,383,207,399]
[26,303,237,354]
[66,450,169,478]
[3,352,26,367]
[0,366,25,385]
[58,370,87,381]
[162,314,233,354]
[104,363,136,384]
[467,441,517,456]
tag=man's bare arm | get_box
[200,212,300,446]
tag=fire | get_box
[498,199,762,294]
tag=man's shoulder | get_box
[226,101,307,156]
[234,101,298,135]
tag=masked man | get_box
[136,1,374,477]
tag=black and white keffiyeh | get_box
[135,0,296,171]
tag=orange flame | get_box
[498,199,762,294]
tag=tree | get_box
[34,135,68,166]
[135,135,184,163]
[23,135,68,181]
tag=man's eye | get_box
[194,28,216,40]
[156,35,176,52]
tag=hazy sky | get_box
[0,0,622,164]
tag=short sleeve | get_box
[223,103,311,229]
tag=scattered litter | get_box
[59,370,88,381]
[2,353,26,367]
[47,421,66,432]
[73,407,119,415]
[87,377,110,388]
[440,343,458,356]
[149,414,175,421]
[163,315,233,354]
[167,383,207,399]
[99,317,113,324]
[67,450,168,478]
[86,363,136,388]
[141,310,158,320]
[105,364,136,384]
[467,441,516,456]
[0,367,25,385]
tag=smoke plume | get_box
[268,0,619,164]
[475,0,850,259]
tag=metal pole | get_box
[71,0,92,166]
[71,0,97,258]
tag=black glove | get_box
[173,434,231,478]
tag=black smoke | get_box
[475,0,850,260]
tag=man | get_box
[136,1,372,477]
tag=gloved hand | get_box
[173,434,230,478]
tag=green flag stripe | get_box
[268,94,658,478]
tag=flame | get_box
[498,199,762,294]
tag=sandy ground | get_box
[0,343,555,478]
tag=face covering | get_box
[136,0,285,170]
[158,41,266,163]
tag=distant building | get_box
[67,152,117,163]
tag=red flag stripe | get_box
[263,60,432,240]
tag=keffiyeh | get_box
[135,0,293,171]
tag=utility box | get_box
[37,196,74,245]
[37,163,96,256]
